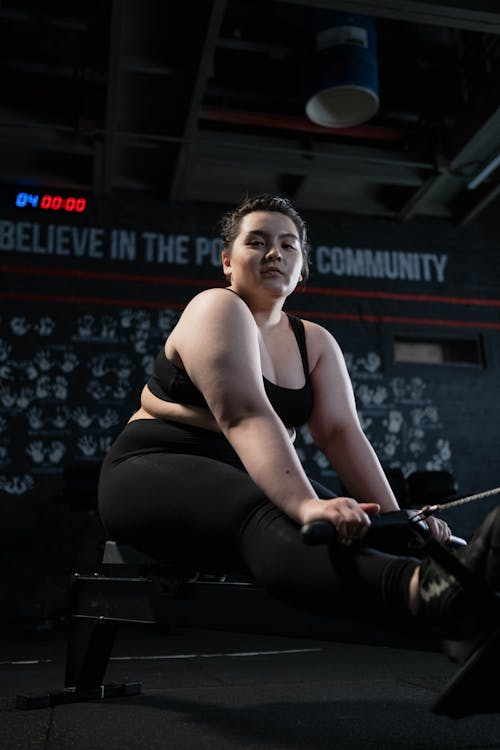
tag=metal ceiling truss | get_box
[2,0,500,224]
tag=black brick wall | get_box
[1,193,499,621]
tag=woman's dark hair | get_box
[218,194,310,281]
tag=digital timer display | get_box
[15,192,87,212]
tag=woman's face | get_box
[222,211,304,298]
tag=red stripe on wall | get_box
[292,309,500,329]
[0,263,221,288]
[299,285,500,308]
[3,291,500,329]
[0,292,185,310]
[1,263,500,308]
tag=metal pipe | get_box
[200,106,405,141]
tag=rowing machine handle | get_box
[301,510,466,549]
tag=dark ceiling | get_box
[2,0,500,225]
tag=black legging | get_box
[98,419,418,619]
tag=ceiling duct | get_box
[305,9,379,128]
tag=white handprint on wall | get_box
[27,407,44,430]
[0,474,34,494]
[0,339,11,361]
[59,351,79,373]
[72,407,94,428]
[117,356,133,379]
[34,317,55,336]
[53,376,68,400]
[77,314,96,338]
[10,317,30,336]
[52,407,70,429]
[86,379,109,400]
[34,350,53,372]
[100,316,118,339]
[0,385,16,409]
[47,441,66,463]
[77,434,98,457]
[89,356,110,378]
[35,376,52,400]
[17,387,35,409]
[386,410,404,434]
[119,309,134,329]
[97,409,119,429]
[26,441,46,464]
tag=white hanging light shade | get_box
[305,10,380,128]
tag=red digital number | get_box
[39,193,86,211]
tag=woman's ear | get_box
[221,252,232,277]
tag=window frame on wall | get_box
[392,332,485,368]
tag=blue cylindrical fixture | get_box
[305,10,379,128]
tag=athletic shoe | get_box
[418,506,500,637]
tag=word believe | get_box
[0,219,447,282]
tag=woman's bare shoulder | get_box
[182,287,247,316]
[170,288,252,350]
[303,320,344,372]
[301,318,343,358]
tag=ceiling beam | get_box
[458,181,500,225]
[190,133,429,184]
[270,0,500,34]
[168,0,228,200]
[398,104,500,219]
[96,0,125,194]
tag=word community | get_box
[1,219,447,283]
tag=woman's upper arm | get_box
[306,323,361,446]
[170,289,270,425]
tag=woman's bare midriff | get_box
[128,405,296,442]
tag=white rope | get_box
[437,485,500,509]
[416,485,500,520]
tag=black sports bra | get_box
[147,314,313,428]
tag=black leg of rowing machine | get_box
[16,575,142,709]
[65,617,118,691]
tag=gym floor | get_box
[2,622,500,750]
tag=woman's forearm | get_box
[223,412,320,523]
[320,424,399,512]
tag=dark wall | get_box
[1,190,500,620]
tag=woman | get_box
[98,194,500,632]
